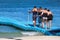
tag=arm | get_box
[40,10,43,16]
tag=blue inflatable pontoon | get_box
[0,17,60,35]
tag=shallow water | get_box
[0,25,44,37]
[0,25,20,32]
[0,7,60,36]
[0,0,60,37]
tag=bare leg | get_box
[46,20,48,27]
[42,21,44,28]
[34,21,36,26]
[46,21,48,28]
[49,20,52,28]
[46,21,50,30]
[33,20,36,27]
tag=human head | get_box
[34,6,37,8]
[39,6,42,9]
[47,9,50,12]
[44,8,47,10]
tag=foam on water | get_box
[21,31,43,36]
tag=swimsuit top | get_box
[32,11,37,15]
[48,14,53,17]
[42,13,48,17]
[38,12,42,15]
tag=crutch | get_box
[26,9,31,26]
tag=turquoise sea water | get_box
[0,25,44,37]
[0,0,60,36]
[0,7,60,36]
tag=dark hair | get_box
[47,9,50,11]
[39,7,42,8]
[44,8,47,10]
[34,6,36,8]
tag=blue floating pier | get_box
[0,17,60,35]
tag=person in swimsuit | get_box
[32,6,38,26]
[47,9,53,29]
[37,7,43,27]
[41,8,48,28]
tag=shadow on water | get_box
[28,24,39,27]
[49,29,60,36]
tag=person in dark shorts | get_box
[41,8,48,28]
[32,6,38,26]
[47,9,53,29]
[37,7,43,27]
